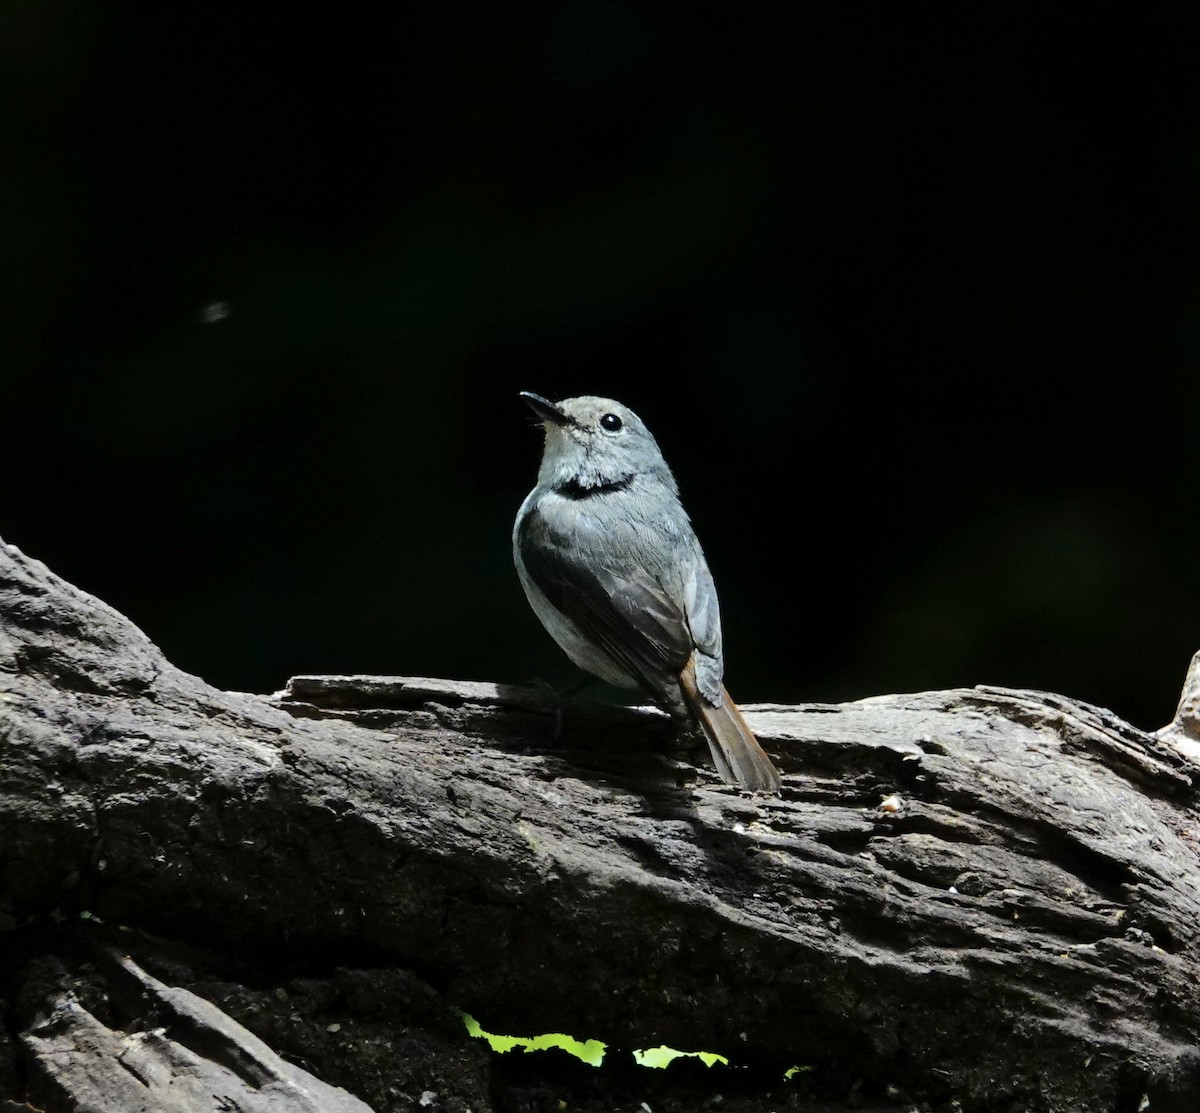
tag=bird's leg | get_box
[667,707,705,763]
[525,675,599,740]
[561,675,599,699]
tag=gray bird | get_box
[513,392,783,793]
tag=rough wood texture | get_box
[1,536,1199,1112]
[19,950,372,1112]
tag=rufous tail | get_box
[679,656,783,794]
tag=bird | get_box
[513,392,782,793]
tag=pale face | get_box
[523,394,674,492]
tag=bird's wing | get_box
[517,500,698,694]
[677,547,726,705]
[678,547,722,660]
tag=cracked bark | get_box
[1,536,1199,1113]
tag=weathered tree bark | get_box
[17,949,375,1112]
[1,536,1198,1113]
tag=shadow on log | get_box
[1,537,1198,1112]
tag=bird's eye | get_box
[600,413,623,433]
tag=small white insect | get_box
[198,301,231,324]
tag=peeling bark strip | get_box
[19,950,372,1112]
[1,536,1199,1112]
[1157,649,1200,762]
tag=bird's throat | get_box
[555,474,635,499]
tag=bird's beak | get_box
[520,392,572,427]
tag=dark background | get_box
[3,4,1198,728]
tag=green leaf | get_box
[632,1045,728,1069]
[459,1012,606,1066]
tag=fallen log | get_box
[1,537,1198,1112]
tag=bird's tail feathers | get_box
[679,656,783,794]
